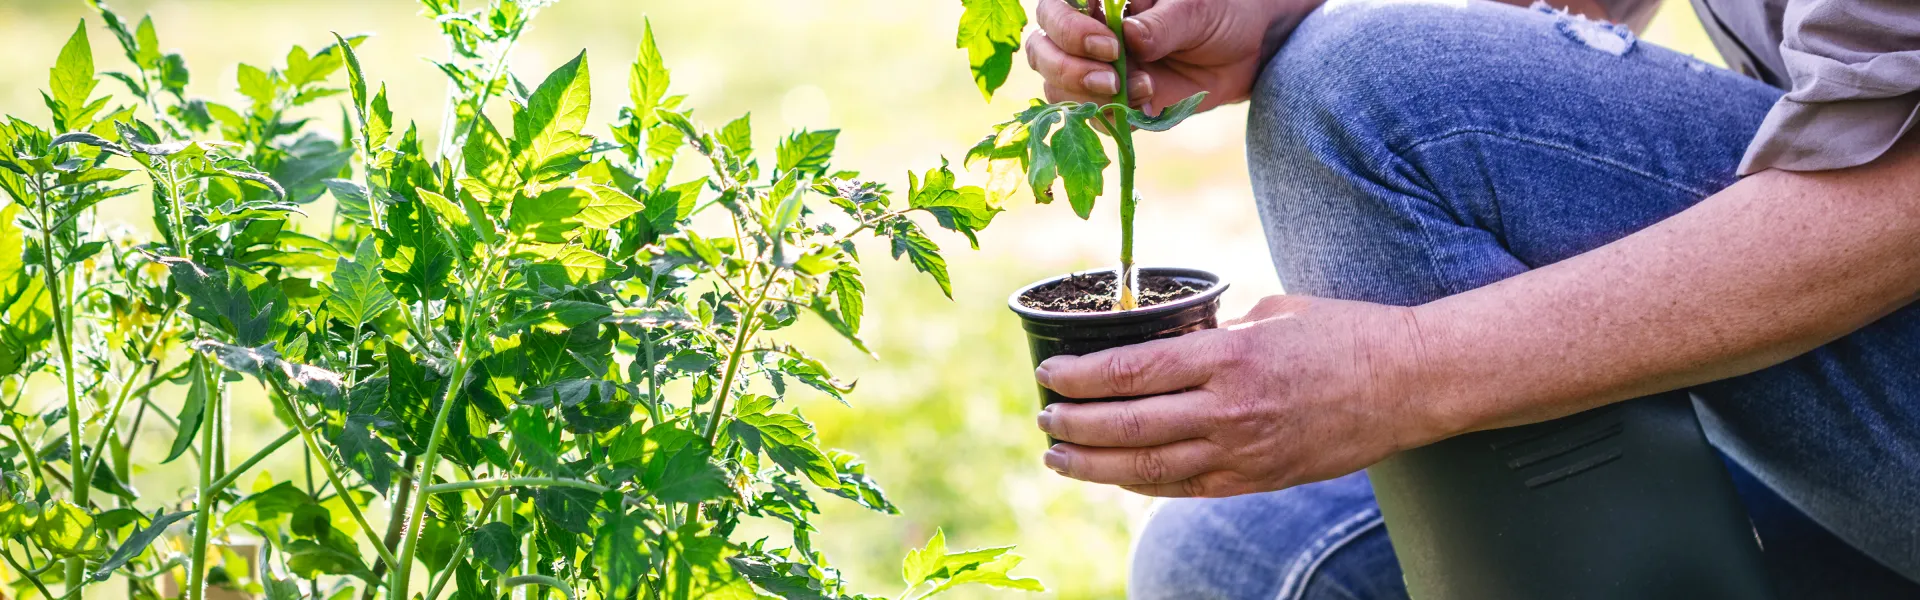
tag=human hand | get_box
[1032,295,1460,497]
[1025,0,1322,112]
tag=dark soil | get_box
[1019,271,1205,313]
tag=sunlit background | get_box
[0,1,1721,597]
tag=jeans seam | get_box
[1273,506,1387,600]
[1394,127,1720,199]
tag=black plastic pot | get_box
[1371,391,1776,599]
[1007,267,1228,419]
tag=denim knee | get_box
[1129,473,1396,599]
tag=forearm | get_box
[1411,138,1920,436]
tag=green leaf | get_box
[1024,108,1061,203]
[505,407,566,474]
[903,528,949,585]
[629,19,671,122]
[519,243,614,287]
[510,183,643,243]
[326,237,398,330]
[471,521,520,573]
[31,499,101,558]
[193,340,344,405]
[777,129,837,178]
[532,487,599,535]
[1050,112,1109,219]
[593,509,653,599]
[956,0,1027,100]
[499,300,613,337]
[639,425,730,504]
[888,222,951,298]
[333,32,370,133]
[719,113,753,158]
[463,114,514,194]
[331,415,400,495]
[908,161,1000,247]
[925,554,1047,596]
[731,410,838,490]
[91,510,192,581]
[1126,92,1208,132]
[822,450,897,514]
[661,528,758,600]
[286,536,373,580]
[237,63,277,107]
[514,51,596,181]
[726,554,840,600]
[162,258,288,347]
[164,360,210,463]
[902,529,1042,595]
[51,21,98,122]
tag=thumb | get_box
[1123,0,1209,62]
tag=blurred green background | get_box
[0,1,1722,597]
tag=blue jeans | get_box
[1129,1,1920,597]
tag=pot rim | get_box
[1007,266,1229,323]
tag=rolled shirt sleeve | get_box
[1738,0,1920,174]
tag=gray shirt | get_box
[1606,0,1920,174]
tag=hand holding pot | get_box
[1033,294,1457,497]
[1025,0,1322,111]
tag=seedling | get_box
[0,1,1039,599]
[958,0,1206,310]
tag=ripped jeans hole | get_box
[1531,0,1636,56]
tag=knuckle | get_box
[1181,476,1211,498]
[1103,352,1150,396]
[1115,404,1147,442]
[1134,448,1172,484]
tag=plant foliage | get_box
[954,0,1205,309]
[0,2,1038,599]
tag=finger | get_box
[1124,0,1211,63]
[1036,0,1123,62]
[1035,330,1228,398]
[1038,390,1212,447]
[1044,439,1219,485]
[1122,471,1248,498]
[1027,32,1121,98]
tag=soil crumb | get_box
[1019,272,1205,313]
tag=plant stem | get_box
[1,542,57,600]
[1098,0,1141,310]
[390,340,475,600]
[421,490,509,600]
[262,379,401,569]
[362,454,415,600]
[504,575,577,600]
[32,173,89,594]
[420,477,610,496]
[701,274,778,447]
[184,361,216,600]
[204,427,299,494]
[78,315,183,502]
[4,423,46,495]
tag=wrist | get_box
[1379,303,1482,451]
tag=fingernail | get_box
[1085,35,1121,61]
[1034,361,1056,389]
[1084,71,1119,96]
[1124,17,1149,43]
[1044,445,1069,474]
[1129,73,1154,99]
[1036,406,1055,433]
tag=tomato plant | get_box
[0,1,1040,599]
[957,0,1206,310]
